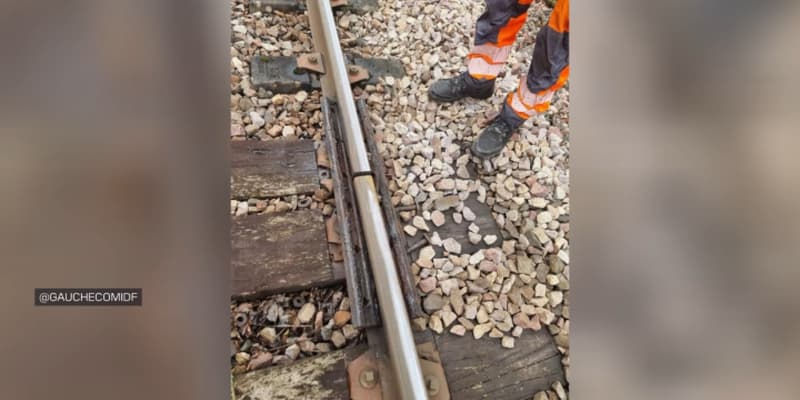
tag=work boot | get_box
[471,104,526,159]
[428,72,495,103]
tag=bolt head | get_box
[363,370,375,383]
[426,376,440,395]
[359,368,378,388]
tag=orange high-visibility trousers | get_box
[467,0,569,119]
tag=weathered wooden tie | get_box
[435,330,565,400]
[231,209,344,299]
[233,329,565,400]
[404,159,504,259]
[233,344,368,400]
[231,139,319,200]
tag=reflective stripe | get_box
[467,44,511,79]
[468,57,505,80]
[466,53,504,66]
[468,44,513,64]
[507,76,557,118]
[470,0,536,79]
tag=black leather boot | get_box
[428,72,495,103]
[471,103,526,159]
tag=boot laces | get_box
[487,117,514,141]
[452,73,469,93]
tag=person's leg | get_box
[506,0,569,120]
[473,0,569,159]
[429,0,534,102]
[468,0,534,81]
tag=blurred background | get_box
[0,1,230,399]
[0,0,798,399]
[572,0,800,398]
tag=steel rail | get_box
[305,1,429,399]
[306,0,370,174]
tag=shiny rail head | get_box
[305,0,372,174]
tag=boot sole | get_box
[428,90,493,103]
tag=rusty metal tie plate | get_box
[347,342,450,400]
[297,52,326,74]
